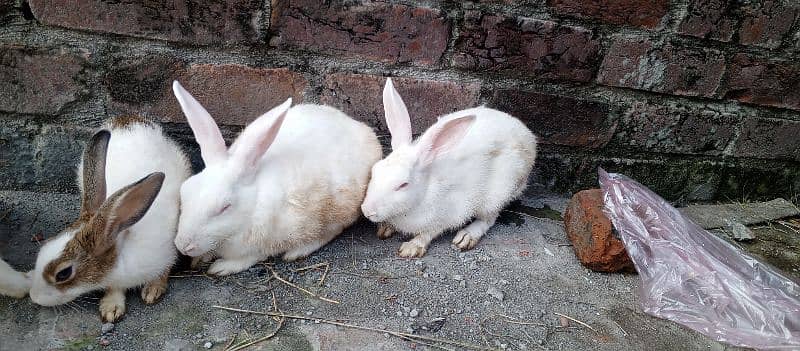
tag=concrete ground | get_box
[0,189,753,351]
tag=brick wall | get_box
[1,0,799,203]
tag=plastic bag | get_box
[599,169,800,349]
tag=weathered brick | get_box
[597,37,725,98]
[721,54,800,111]
[678,0,739,42]
[29,0,261,45]
[0,0,14,17]
[109,64,307,126]
[271,0,450,66]
[0,47,86,115]
[678,0,798,49]
[0,120,89,192]
[453,12,601,82]
[320,73,480,135]
[735,117,800,161]
[564,189,634,273]
[737,1,797,48]
[548,0,669,29]
[618,102,738,155]
[490,90,613,149]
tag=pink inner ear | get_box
[383,78,412,150]
[172,81,227,165]
[230,98,292,168]
[418,115,476,166]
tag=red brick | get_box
[564,189,633,273]
[678,0,797,49]
[548,0,669,29]
[619,102,738,155]
[737,1,797,49]
[28,0,261,45]
[320,73,480,135]
[597,37,725,98]
[677,0,738,42]
[490,90,614,149]
[109,64,306,126]
[721,54,800,111]
[735,117,800,161]
[271,0,450,66]
[0,47,86,115]
[453,12,601,82]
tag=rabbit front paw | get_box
[398,240,427,258]
[207,257,258,276]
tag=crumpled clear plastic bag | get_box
[599,169,800,349]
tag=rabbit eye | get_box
[395,182,409,191]
[55,266,74,283]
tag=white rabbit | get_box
[361,78,537,258]
[0,258,29,298]
[29,117,191,322]
[172,81,381,276]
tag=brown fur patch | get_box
[42,216,118,291]
[109,115,153,130]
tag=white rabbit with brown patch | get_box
[0,258,29,298]
[29,117,191,322]
[361,78,537,258]
[172,81,381,276]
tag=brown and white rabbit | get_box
[29,117,190,322]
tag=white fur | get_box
[29,121,190,306]
[0,258,29,298]
[173,81,381,275]
[361,78,538,257]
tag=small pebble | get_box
[101,323,115,334]
[396,310,403,317]
[99,338,110,347]
[453,274,463,281]
[204,341,213,349]
[409,308,419,318]
[195,333,203,339]
[487,287,505,301]
[459,280,467,288]
[306,311,313,316]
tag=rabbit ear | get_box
[91,172,164,255]
[416,115,476,167]
[80,130,110,216]
[172,81,227,166]
[383,78,412,149]
[229,98,292,169]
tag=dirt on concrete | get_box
[0,189,749,351]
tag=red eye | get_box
[396,182,409,191]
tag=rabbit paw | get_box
[453,229,481,251]
[141,273,168,304]
[0,270,30,298]
[377,223,394,240]
[207,258,257,276]
[99,289,126,322]
[399,241,427,258]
